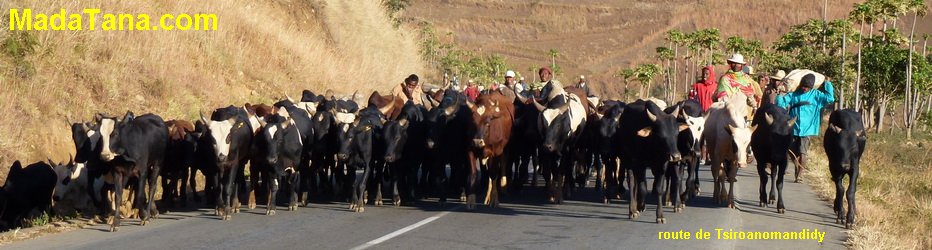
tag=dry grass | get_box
[0,0,426,178]
[804,130,932,250]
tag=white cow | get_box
[702,94,752,208]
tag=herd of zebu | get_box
[0,85,866,232]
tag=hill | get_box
[0,0,427,175]
[401,0,932,99]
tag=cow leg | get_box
[392,165,402,207]
[769,162,777,205]
[290,171,301,211]
[602,156,616,204]
[248,163,260,210]
[222,168,237,220]
[179,167,190,208]
[727,161,738,209]
[757,162,769,207]
[636,167,648,213]
[465,152,479,210]
[265,171,277,215]
[671,162,683,213]
[190,168,201,203]
[355,163,372,212]
[161,172,174,210]
[846,167,859,229]
[832,170,845,225]
[110,172,123,232]
[776,162,787,214]
[627,166,638,219]
[142,164,159,224]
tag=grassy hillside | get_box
[402,0,932,99]
[0,0,427,178]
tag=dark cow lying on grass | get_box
[823,109,866,229]
[0,161,56,231]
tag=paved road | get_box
[6,164,846,250]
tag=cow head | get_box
[71,121,100,164]
[260,115,298,166]
[725,123,753,168]
[97,111,134,162]
[52,157,83,202]
[683,113,705,151]
[383,119,409,163]
[828,123,865,169]
[426,89,465,149]
[467,95,509,156]
[201,111,240,163]
[639,104,688,162]
[762,109,797,162]
[597,103,625,152]
[312,100,337,143]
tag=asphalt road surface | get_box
[6,164,846,250]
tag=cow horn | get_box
[351,90,359,103]
[764,113,775,126]
[646,108,658,122]
[444,105,456,116]
[515,88,528,103]
[466,100,476,110]
[429,97,441,109]
[670,105,681,117]
[286,94,295,103]
[532,99,546,112]
[200,111,209,124]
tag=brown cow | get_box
[465,91,514,210]
[367,91,404,120]
[162,120,196,209]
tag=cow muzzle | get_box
[100,152,117,162]
[426,140,436,149]
[52,195,62,202]
[385,155,396,162]
[337,153,349,161]
[543,144,556,152]
[217,154,228,163]
[841,163,851,170]
[473,139,486,148]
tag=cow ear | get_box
[123,111,135,122]
[678,123,689,132]
[399,119,409,128]
[637,127,652,137]
[855,129,865,138]
[830,124,843,134]
[787,117,798,127]
[764,113,775,126]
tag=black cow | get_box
[618,100,687,223]
[271,100,316,205]
[161,120,198,210]
[424,89,471,205]
[192,120,218,206]
[663,100,704,211]
[201,106,255,220]
[255,114,305,215]
[823,109,866,229]
[596,100,626,204]
[339,106,385,212]
[0,161,56,231]
[383,101,427,206]
[97,112,168,232]
[751,104,797,213]
[531,87,590,204]
[510,90,543,193]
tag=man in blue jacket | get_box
[776,73,835,183]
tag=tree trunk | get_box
[673,45,678,102]
[841,31,847,109]
[876,97,889,133]
[822,0,828,53]
[856,20,864,112]
[906,13,918,140]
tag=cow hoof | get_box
[728,204,735,209]
[664,201,672,207]
[266,210,276,216]
[777,208,785,214]
[290,205,298,211]
[248,203,257,210]
[674,207,683,213]
[603,198,610,205]
[759,202,766,207]
[657,218,666,224]
[110,226,119,232]
[393,201,401,207]
[845,222,853,229]
[769,199,776,205]
[460,194,467,202]
[140,220,148,226]
[375,200,383,206]
[225,215,233,220]
[357,207,365,213]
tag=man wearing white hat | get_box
[762,70,787,105]
[515,76,530,98]
[716,53,762,117]
[576,75,592,97]
[499,70,518,101]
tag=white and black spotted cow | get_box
[531,87,589,204]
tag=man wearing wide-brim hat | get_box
[762,70,787,105]
[715,53,762,115]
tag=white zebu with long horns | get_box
[702,94,753,208]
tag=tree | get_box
[548,48,560,68]
[616,68,636,101]
[656,46,675,102]
[666,30,686,103]
[695,29,722,65]
[850,2,880,112]
[634,64,662,99]
[862,43,908,132]
[904,0,928,139]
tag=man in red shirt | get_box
[464,80,479,102]
[692,66,716,113]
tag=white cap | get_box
[580,75,585,79]
[505,70,516,78]
[520,77,525,81]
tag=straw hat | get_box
[770,70,787,80]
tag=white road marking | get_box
[350,208,458,250]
